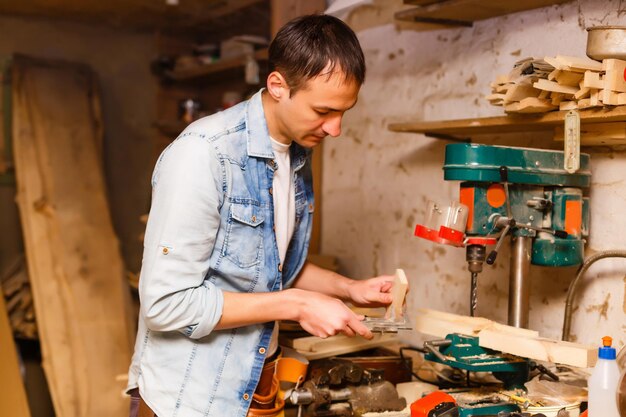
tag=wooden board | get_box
[396,0,570,26]
[387,105,626,137]
[11,55,133,417]
[0,294,31,417]
[280,333,398,360]
[414,308,596,368]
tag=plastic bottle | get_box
[588,336,620,417]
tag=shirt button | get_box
[269,187,273,195]
[251,215,257,222]
[278,263,283,272]
[272,225,276,232]
[243,393,250,401]
[162,247,169,255]
[308,203,314,211]
[259,347,266,355]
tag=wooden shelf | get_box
[388,106,626,138]
[166,48,268,81]
[396,0,571,29]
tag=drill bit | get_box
[470,272,478,316]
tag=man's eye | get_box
[314,109,329,115]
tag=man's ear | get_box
[266,71,289,101]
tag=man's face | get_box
[275,70,360,148]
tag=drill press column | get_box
[509,236,531,328]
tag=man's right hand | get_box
[288,288,373,340]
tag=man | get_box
[127,14,396,417]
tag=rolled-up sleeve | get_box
[139,133,224,339]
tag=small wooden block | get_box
[559,101,578,111]
[574,86,591,100]
[582,71,604,89]
[533,79,577,95]
[551,92,564,105]
[589,89,599,106]
[555,70,584,87]
[548,69,560,81]
[603,59,626,93]
[385,269,409,320]
[577,98,593,109]
[601,89,620,105]
[544,56,564,70]
[618,92,626,105]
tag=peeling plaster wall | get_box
[0,16,156,273]
[322,0,626,351]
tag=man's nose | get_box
[322,115,342,137]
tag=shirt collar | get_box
[245,89,275,159]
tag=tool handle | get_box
[486,250,498,265]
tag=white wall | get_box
[322,0,626,350]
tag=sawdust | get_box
[585,293,611,319]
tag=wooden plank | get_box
[12,55,133,417]
[414,308,539,339]
[505,97,557,113]
[280,333,398,360]
[0,293,31,417]
[582,71,603,89]
[555,55,603,72]
[503,84,539,103]
[533,79,577,95]
[387,105,626,136]
[479,329,596,368]
[414,308,596,368]
[166,48,268,81]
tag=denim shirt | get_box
[127,90,314,417]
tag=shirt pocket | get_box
[222,202,265,268]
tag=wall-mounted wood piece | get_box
[11,55,134,417]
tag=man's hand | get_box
[346,275,395,307]
[289,289,373,340]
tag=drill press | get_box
[415,143,590,327]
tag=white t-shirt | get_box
[268,137,296,356]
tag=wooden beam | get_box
[414,308,596,368]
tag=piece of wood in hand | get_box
[385,269,408,320]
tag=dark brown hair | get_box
[268,14,366,96]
